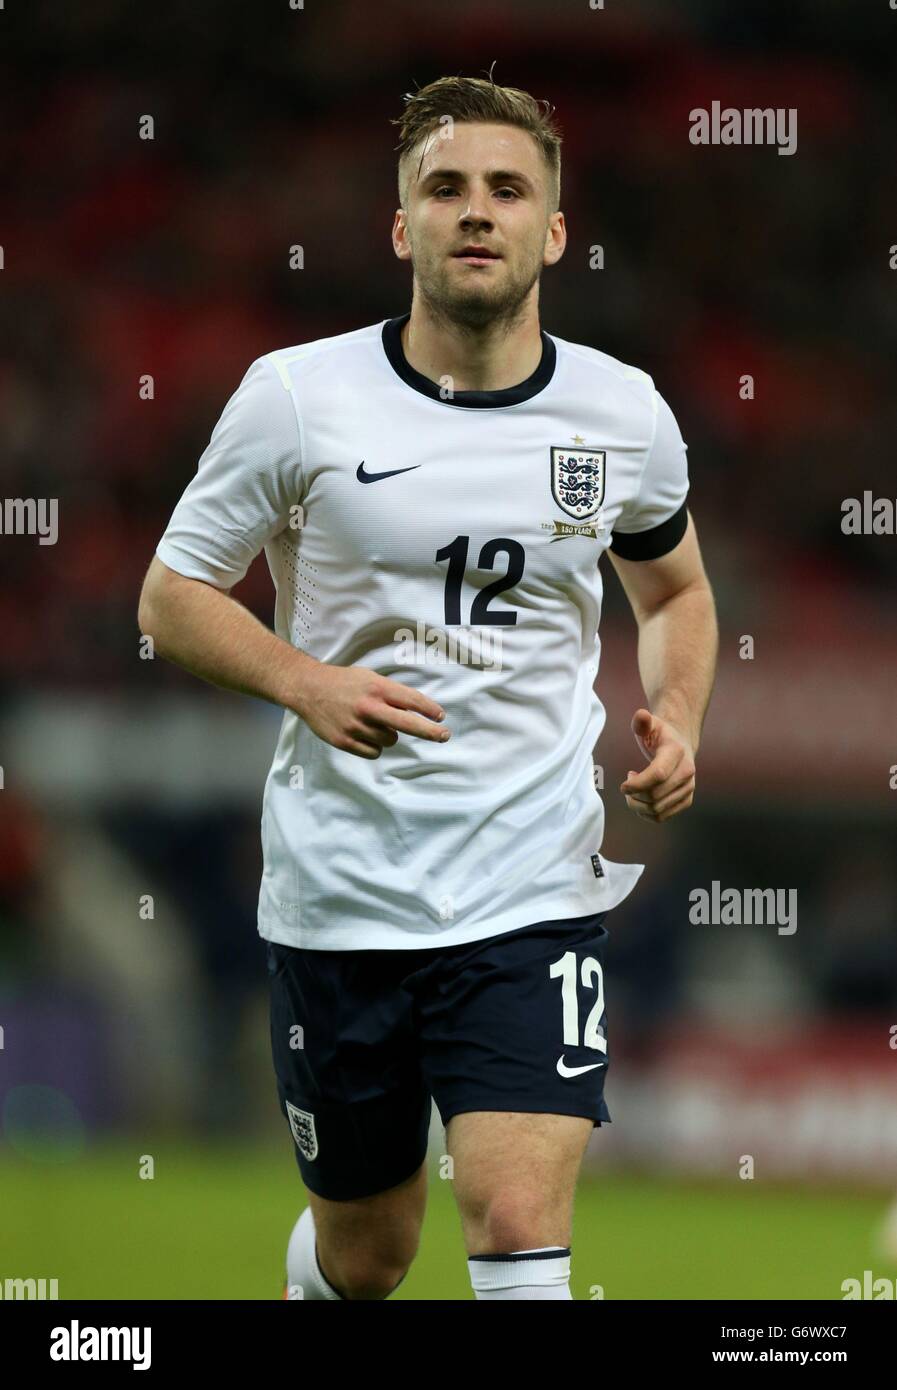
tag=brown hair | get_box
[391,72,562,212]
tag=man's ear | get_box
[544,211,566,267]
[392,208,412,262]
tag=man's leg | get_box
[267,938,431,1301]
[287,1160,428,1301]
[446,1110,593,1300]
[410,911,613,1300]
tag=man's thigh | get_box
[446,1110,593,1252]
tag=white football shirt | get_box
[155,314,690,950]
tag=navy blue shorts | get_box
[266,911,611,1201]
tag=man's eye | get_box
[434,186,456,197]
[496,188,519,199]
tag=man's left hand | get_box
[620,708,696,823]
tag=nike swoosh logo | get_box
[556,1056,607,1078]
[356,461,422,484]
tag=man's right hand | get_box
[293,662,451,760]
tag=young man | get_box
[139,74,717,1301]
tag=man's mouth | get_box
[452,245,501,265]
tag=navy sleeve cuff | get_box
[610,501,689,561]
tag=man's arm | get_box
[138,555,321,708]
[605,510,718,821]
[137,555,450,758]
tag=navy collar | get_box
[381,312,556,408]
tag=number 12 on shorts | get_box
[549,952,607,1052]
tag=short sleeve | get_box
[610,389,689,560]
[155,355,303,588]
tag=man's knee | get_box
[314,1193,424,1300]
[462,1188,568,1254]
[320,1236,419,1300]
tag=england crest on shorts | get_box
[550,446,606,520]
[286,1101,319,1160]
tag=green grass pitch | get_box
[1,1142,893,1300]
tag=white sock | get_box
[468,1246,573,1300]
[286,1206,343,1300]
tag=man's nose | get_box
[459,188,493,226]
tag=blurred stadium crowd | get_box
[1,2,895,1169]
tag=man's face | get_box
[392,122,565,329]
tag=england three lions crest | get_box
[286,1101,318,1160]
[551,446,606,521]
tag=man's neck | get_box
[400,299,543,393]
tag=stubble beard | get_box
[411,242,544,334]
